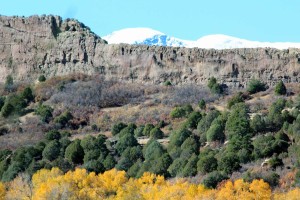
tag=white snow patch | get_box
[103,28,300,50]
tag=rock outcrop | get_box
[1,15,300,88]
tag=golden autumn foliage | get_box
[0,168,299,199]
[216,179,271,200]
[6,174,33,200]
[0,182,5,200]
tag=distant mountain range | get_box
[103,28,300,49]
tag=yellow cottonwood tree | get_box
[1,167,299,200]
[249,179,271,200]
[0,182,6,200]
[6,174,33,200]
[273,188,300,200]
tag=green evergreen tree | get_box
[21,87,34,103]
[111,122,127,136]
[274,80,287,95]
[42,140,60,161]
[38,75,46,82]
[181,154,198,177]
[65,139,84,164]
[115,132,139,154]
[150,127,164,139]
[198,99,206,110]
[247,79,266,94]
[185,111,202,129]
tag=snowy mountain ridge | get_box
[103,28,300,50]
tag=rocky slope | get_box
[0,15,300,88]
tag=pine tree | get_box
[274,80,287,95]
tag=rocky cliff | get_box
[1,15,300,88]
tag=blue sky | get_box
[0,0,299,42]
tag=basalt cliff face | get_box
[1,15,300,87]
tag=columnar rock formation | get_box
[0,15,300,87]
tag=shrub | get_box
[197,110,220,135]
[207,77,223,94]
[274,80,287,95]
[227,92,244,109]
[12,147,39,168]
[170,107,186,119]
[211,83,223,94]
[0,127,8,136]
[142,124,155,137]
[1,162,22,182]
[180,136,199,157]
[185,111,202,129]
[84,160,105,174]
[103,154,116,170]
[25,160,45,176]
[1,94,26,116]
[168,128,192,154]
[170,104,193,119]
[35,104,53,123]
[21,87,34,103]
[203,171,228,189]
[38,75,46,82]
[59,138,71,156]
[111,122,127,136]
[83,150,102,164]
[144,140,165,161]
[206,123,225,142]
[119,124,136,137]
[164,80,172,86]
[252,134,275,159]
[263,172,280,187]
[180,154,198,177]
[134,125,145,137]
[197,154,218,174]
[65,139,84,164]
[247,79,266,94]
[42,140,60,161]
[45,130,61,141]
[217,152,241,174]
[198,99,206,110]
[1,103,13,118]
[4,75,14,92]
[157,120,166,128]
[250,114,266,134]
[115,132,139,154]
[183,104,193,115]
[149,153,172,177]
[127,159,143,178]
[80,135,107,153]
[208,77,217,90]
[225,103,250,139]
[116,146,143,171]
[150,127,164,139]
[267,98,286,130]
[0,97,5,111]
[51,157,73,173]
[54,111,73,127]
[226,134,253,163]
[268,155,283,169]
[167,157,188,177]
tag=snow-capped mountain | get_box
[103,28,190,47]
[103,28,300,50]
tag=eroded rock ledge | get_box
[0,15,300,88]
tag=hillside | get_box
[0,15,300,88]
[0,15,300,197]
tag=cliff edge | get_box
[0,15,300,87]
